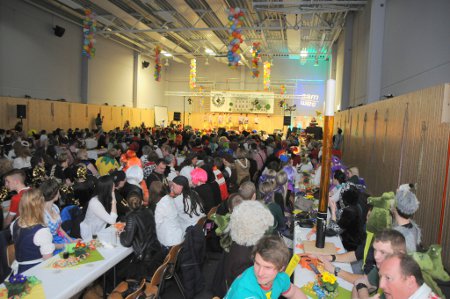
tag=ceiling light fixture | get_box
[161,50,172,57]
[300,48,308,58]
[205,48,216,56]
[164,59,169,66]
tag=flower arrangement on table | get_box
[1,273,41,298]
[303,271,339,298]
[50,240,103,269]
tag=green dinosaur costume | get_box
[412,245,450,298]
[366,192,395,234]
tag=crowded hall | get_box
[1,0,450,298]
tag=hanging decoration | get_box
[190,58,196,89]
[226,7,244,68]
[82,9,97,58]
[280,84,286,95]
[264,61,271,91]
[154,46,162,81]
[251,42,261,78]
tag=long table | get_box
[3,226,132,299]
[294,223,354,296]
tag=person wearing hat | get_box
[95,148,120,176]
[124,166,149,204]
[392,184,421,253]
[171,175,205,233]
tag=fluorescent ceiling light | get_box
[205,48,216,55]
[300,48,308,58]
[161,50,172,57]
[57,0,83,10]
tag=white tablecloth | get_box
[5,226,133,299]
[294,223,354,293]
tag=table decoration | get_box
[0,273,44,299]
[48,240,104,269]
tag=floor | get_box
[160,250,222,299]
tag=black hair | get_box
[333,170,346,184]
[94,175,114,210]
[176,178,204,217]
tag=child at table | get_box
[11,189,55,273]
[40,179,75,253]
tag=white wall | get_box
[137,54,166,108]
[0,0,82,101]
[381,0,450,96]
[341,0,450,106]
[0,0,167,108]
[87,37,134,106]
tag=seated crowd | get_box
[0,124,447,299]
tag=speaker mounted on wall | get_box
[17,105,26,119]
[173,112,181,121]
[53,25,66,37]
[283,116,291,126]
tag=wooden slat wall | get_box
[0,97,155,132]
[336,84,450,269]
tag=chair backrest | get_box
[144,260,169,298]
[164,243,183,279]
[108,278,146,299]
[7,244,15,268]
[196,216,207,228]
[207,205,218,220]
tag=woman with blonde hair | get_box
[10,189,55,273]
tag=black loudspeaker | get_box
[283,116,291,126]
[17,105,26,119]
[173,112,181,121]
[53,25,65,37]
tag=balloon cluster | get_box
[189,58,196,89]
[154,46,161,81]
[82,9,97,58]
[227,7,244,68]
[251,42,261,78]
[263,61,271,91]
[280,84,286,94]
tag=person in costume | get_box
[11,189,55,273]
[40,179,75,253]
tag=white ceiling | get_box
[26,0,367,65]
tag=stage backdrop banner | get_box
[210,91,274,114]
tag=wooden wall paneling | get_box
[52,101,69,130]
[6,98,29,130]
[110,107,121,130]
[70,103,88,130]
[0,98,9,129]
[87,105,100,130]
[335,84,450,270]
